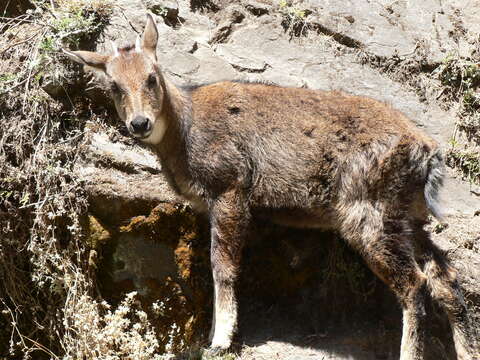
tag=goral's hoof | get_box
[203,345,230,358]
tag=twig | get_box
[22,335,59,359]
[22,28,47,112]
[119,8,140,34]
[44,6,58,20]
[0,16,53,28]
[1,299,28,350]
[18,195,53,209]
[1,0,13,17]
[57,132,85,145]
[0,30,42,54]
[0,14,28,32]
[0,78,28,94]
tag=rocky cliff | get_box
[0,1,479,359]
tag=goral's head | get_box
[63,14,167,145]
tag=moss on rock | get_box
[94,202,211,352]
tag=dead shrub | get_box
[0,1,165,358]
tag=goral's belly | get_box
[253,207,337,230]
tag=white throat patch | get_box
[135,35,142,53]
[110,40,119,58]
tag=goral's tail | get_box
[424,150,445,224]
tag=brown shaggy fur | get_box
[63,14,479,360]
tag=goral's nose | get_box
[130,115,151,134]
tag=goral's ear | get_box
[62,49,109,72]
[141,13,158,60]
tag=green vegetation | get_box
[0,0,112,97]
[0,72,18,92]
[0,73,17,82]
[447,145,480,185]
[150,4,168,17]
[438,55,480,132]
[438,54,480,183]
[1,2,231,358]
[278,0,313,37]
[279,0,308,20]
[0,1,125,359]
[439,55,480,90]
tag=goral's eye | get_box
[110,81,120,94]
[147,73,157,88]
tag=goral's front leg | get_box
[208,189,250,352]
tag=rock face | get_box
[75,0,480,358]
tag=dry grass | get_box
[436,54,480,184]
[0,1,168,359]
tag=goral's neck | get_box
[153,76,194,196]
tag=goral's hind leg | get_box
[340,202,427,360]
[417,228,479,360]
[366,230,427,360]
[208,189,250,351]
